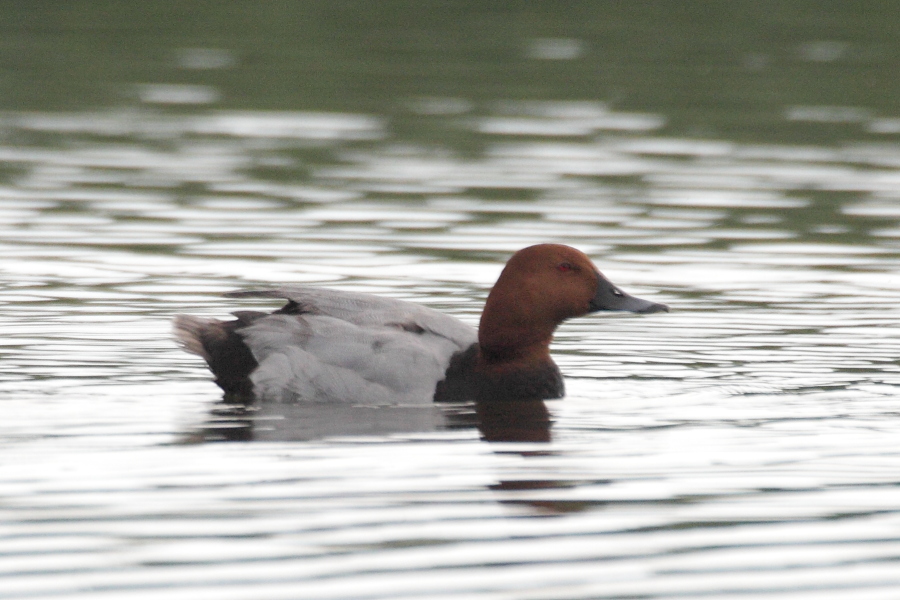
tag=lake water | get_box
[2,3,900,599]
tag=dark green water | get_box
[5,2,899,138]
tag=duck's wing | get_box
[226,286,477,349]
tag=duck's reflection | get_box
[188,393,581,514]
[475,398,551,443]
[191,394,551,443]
[489,479,595,514]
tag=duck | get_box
[174,244,668,404]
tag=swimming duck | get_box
[174,244,667,404]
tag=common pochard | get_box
[174,244,668,403]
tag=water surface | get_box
[2,3,900,599]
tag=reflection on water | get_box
[192,397,548,444]
[193,399,468,443]
[3,3,900,598]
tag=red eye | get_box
[557,262,574,272]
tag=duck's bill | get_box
[589,272,669,314]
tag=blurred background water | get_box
[2,2,900,598]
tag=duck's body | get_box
[174,244,667,404]
[176,287,477,403]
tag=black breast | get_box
[433,344,564,403]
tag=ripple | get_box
[192,111,385,141]
[137,84,221,105]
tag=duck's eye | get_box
[557,262,574,272]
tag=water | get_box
[2,3,900,598]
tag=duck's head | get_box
[478,244,668,360]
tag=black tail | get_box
[173,313,261,396]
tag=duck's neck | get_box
[469,276,568,401]
[476,291,557,370]
[476,335,552,369]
